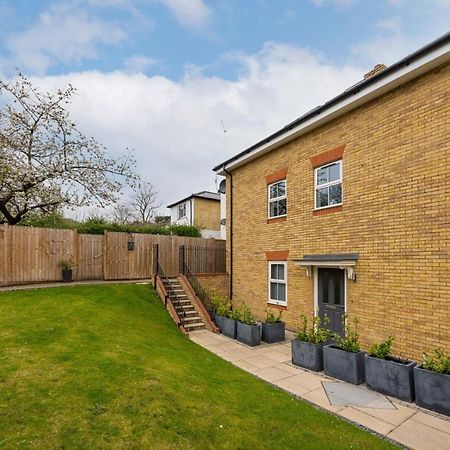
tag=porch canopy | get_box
[292,253,359,280]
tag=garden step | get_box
[181,316,202,323]
[183,323,206,331]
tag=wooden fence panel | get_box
[0,224,226,286]
[77,234,103,280]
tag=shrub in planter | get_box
[211,294,230,330]
[58,260,73,283]
[323,317,365,385]
[414,348,450,416]
[262,308,285,344]
[365,336,416,402]
[221,308,240,339]
[292,315,332,371]
[236,304,261,347]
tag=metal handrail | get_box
[183,262,214,315]
[157,261,186,319]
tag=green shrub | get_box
[215,298,232,317]
[295,315,331,344]
[265,308,282,324]
[227,308,241,321]
[422,348,450,374]
[210,293,228,314]
[58,260,72,270]
[369,336,394,360]
[238,304,257,325]
[334,316,360,353]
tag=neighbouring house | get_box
[213,33,450,361]
[167,191,221,238]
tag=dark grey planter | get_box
[365,355,416,402]
[221,317,237,339]
[323,345,365,385]
[236,322,261,347]
[214,313,224,330]
[414,366,450,416]
[62,269,73,283]
[262,322,285,344]
[292,339,330,372]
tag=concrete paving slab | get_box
[253,366,295,383]
[276,378,310,397]
[263,350,291,363]
[388,416,450,450]
[411,411,450,434]
[340,407,396,436]
[245,355,279,369]
[281,372,325,392]
[354,402,416,426]
[323,382,396,409]
[278,363,305,375]
[302,387,346,413]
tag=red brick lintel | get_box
[265,168,288,185]
[265,250,289,261]
[310,145,346,168]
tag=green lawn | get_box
[0,284,396,449]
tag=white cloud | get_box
[6,3,126,74]
[30,43,364,213]
[123,55,158,73]
[158,0,212,29]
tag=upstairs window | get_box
[268,261,287,306]
[315,160,342,209]
[268,180,287,218]
[177,202,186,219]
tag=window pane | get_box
[321,270,329,303]
[277,264,285,280]
[329,183,342,205]
[278,284,286,302]
[269,184,277,199]
[334,275,342,305]
[270,282,277,300]
[316,167,328,185]
[329,163,340,182]
[278,198,287,215]
[316,187,329,207]
[269,201,277,217]
[271,264,278,280]
[277,181,286,197]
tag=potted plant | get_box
[414,348,450,416]
[292,315,332,372]
[261,308,285,343]
[58,260,73,283]
[221,305,239,339]
[236,304,261,347]
[365,336,416,402]
[210,294,228,330]
[323,316,365,385]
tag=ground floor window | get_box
[268,261,287,306]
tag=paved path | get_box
[190,330,450,450]
[0,280,151,292]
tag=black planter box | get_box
[323,345,365,385]
[365,355,416,402]
[292,340,330,372]
[262,322,285,344]
[62,269,73,283]
[414,366,450,416]
[221,317,237,339]
[236,322,261,347]
[214,313,224,330]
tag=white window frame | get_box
[177,202,187,219]
[268,261,288,306]
[268,179,287,219]
[314,160,343,210]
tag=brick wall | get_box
[195,273,229,299]
[194,198,221,231]
[226,62,450,361]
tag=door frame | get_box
[313,266,347,318]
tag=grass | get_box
[0,284,397,449]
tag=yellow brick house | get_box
[213,33,450,361]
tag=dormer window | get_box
[314,161,342,210]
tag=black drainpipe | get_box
[189,198,193,226]
[223,166,233,299]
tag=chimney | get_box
[363,63,387,80]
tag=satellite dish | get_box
[218,179,226,194]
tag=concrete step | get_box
[181,316,202,324]
[184,323,206,331]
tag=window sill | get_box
[267,215,287,224]
[267,302,287,310]
[313,205,343,216]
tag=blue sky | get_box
[0,0,448,215]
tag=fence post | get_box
[179,245,185,275]
[73,228,79,281]
[3,223,10,287]
[152,243,159,286]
